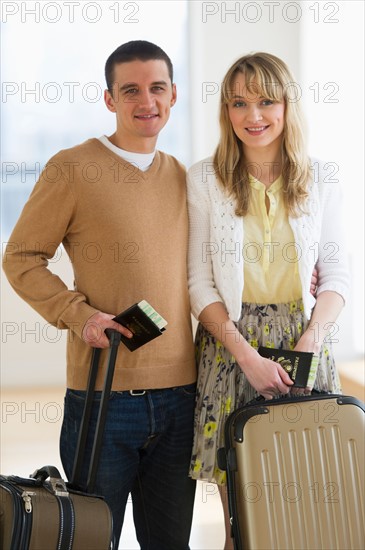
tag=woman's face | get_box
[226,72,285,155]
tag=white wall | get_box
[1,251,74,387]
[300,0,364,359]
[188,0,302,162]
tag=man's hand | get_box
[310,266,318,297]
[82,311,133,348]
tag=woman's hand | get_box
[294,330,322,356]
[237,346,294,400]
[198,303,294,400]
[290,330,321,395]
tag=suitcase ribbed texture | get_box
[231,398,365,550]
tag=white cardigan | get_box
[187,157,350,321]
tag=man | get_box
[3,41,196,549]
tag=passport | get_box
[258,346,318,389]
[113,300,167,352]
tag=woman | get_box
[187,52,349,549]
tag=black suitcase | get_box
[0,329,121,550]
[219,393,365,550]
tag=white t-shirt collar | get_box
[98,135,155,172]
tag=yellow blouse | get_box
[242,175,302,304]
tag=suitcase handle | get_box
[31,465,69,496]
[32,465,63,481]
[70,329,122,493]
[245,388,331,407]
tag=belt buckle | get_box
[129,389,146,396]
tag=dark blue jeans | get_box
[60,384,197,549]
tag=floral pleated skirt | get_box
[189,299,341,485]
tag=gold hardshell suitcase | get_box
[219,393,365,550]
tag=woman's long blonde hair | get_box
[213,52,311,217]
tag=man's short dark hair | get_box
[105,40,174,94]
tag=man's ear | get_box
[104,89,116,113]
[170,83,177,107]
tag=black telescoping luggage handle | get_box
[71,329,121,493]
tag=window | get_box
[1,1,190,239]
[1,1,189,387]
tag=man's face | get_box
[104,59,177,153]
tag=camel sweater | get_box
[3,139,196,390]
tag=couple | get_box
[3,41,349,549]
